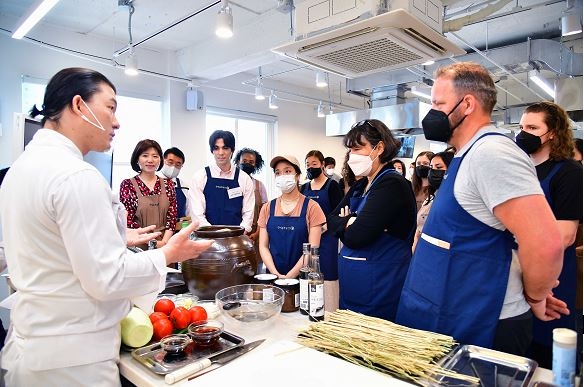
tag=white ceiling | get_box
[0,0,581,112]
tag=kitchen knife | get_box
[164,339,265,384]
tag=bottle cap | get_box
[553,328,577,345]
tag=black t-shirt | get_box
[535,159,582,222]
[327,164,416,248]
[300,178,343,217]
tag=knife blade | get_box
[164,339,265,384]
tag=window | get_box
[206,108,276,195]
[21,78,164,190]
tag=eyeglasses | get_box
[352,119,376,130]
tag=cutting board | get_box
[184,340,414,387]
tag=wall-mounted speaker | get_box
[186,89,204,111]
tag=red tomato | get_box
[152,319,173,341]
[189,306,208,324]
[170,307,191,330]
[149,312,169,324]
[154,298,175,316]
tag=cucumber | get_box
[120,307,153,348]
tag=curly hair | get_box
[232,147,265,173]
[523,101,574,160]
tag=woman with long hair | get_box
[411,150,434,212]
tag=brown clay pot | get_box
[181,226,257,300]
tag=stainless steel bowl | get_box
[215,284,284,323]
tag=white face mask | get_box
[325,168,334,176]
[347,147,378,177]
[275,174,297,193]
[161,164,180,179]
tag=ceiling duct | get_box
[273,0,465,78]
[326,100,430,136]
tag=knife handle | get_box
[164,358,212,384]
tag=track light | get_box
[315,71,328,88]
[216,0,233,38]
[269,92,278,109]
[410,86,431,100]
[328,104,334,115]
[317,102,325,118]
[12,0,60,39]
[255,84,265,100]
[125,49,138,76]
[529,70,555,99]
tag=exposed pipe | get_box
[113,1,220,57]
[443,0,514,32]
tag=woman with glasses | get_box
[327,119,417,321]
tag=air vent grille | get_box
[314,38,423,74]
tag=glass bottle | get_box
[308,247,324,321]
[298,243,311,315]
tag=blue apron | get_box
[302,178,339,280]
[266,197,310,275]
[533,161,577,345]
[203,166,243,226]
[338,169,413,321]
[175,177,187,218]
[397,133,514,347]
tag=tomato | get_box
[149,312,169,324]
[154,298,175,316]
[152,318,173,341]
[189,306,208,324]
[170,307,191,330]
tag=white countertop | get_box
[119,311,554,387]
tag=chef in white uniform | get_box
[0,67,213,387]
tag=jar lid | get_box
[553,328,577,345]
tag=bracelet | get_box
[524,292,544,304]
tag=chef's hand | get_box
[162,221,214,265]
[126,225,162,247]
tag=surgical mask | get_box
[161,164,180,179]
[239,162,255,175]
[428,169,446,189]
[415,165,430,179]
[306,167,323,180]
[325,168,334,176]
[80,99,106,131]
[347,146,378,177]
[515,130,547,155]
[275,174,297,193]
[421,98,466,142]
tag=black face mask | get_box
[306,167,323,180]
[422,98,467,143]
[428,169,446,189]
[515,131,546,155]
[239,163,255,175]
[415,165,430,178]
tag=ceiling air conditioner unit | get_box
[273,1,465,78]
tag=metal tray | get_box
[435,345,538,387]
[131,331,245,375]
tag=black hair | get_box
[391,159,407,177]
[232,147,265,172]
[324,157,336,167]
[131,139,163,173]
[575,138,583,156]
[164,147,185,163]
[305,150,325,163]
[343,119,400,163]
[208,130,235,153]
[29,67,116,127]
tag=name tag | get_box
[227,187,243,199]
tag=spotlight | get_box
[269,92,278,109]
[255,84,265,100]
[528,70,555,99]
[315,71,328,88]
[317,102,325,118]
[216,0,233,38]
[125,49,138,76]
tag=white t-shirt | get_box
[453,127,544,319]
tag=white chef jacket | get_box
[188,163,254,232]
[0,129,167,371]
